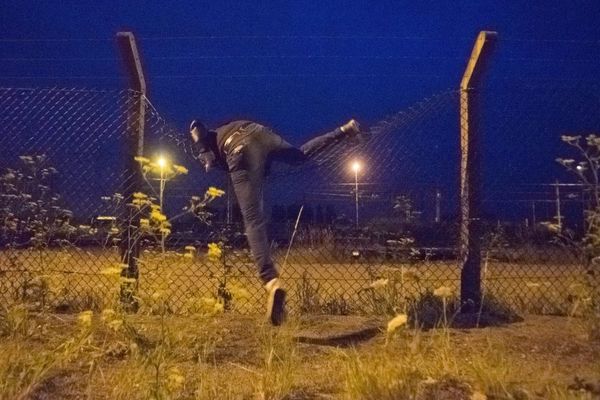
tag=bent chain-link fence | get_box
[1,84,599,316]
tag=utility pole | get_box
[435,189,441,223]
[555,181,562,231]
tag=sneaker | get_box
[340,119,361,135]
[265,278,286,326]
[341,119,371,144]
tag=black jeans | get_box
[227,123,344,284]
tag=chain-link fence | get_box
[1,34,599,316]
[0,87,139,311]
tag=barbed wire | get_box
[1,34,597,46]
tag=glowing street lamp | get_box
[351,160,362,229]
[157,156,167,169]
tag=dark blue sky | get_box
[2,1,599,130]
[1,1,600,222]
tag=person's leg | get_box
[299,127,346,159]
[254,125,307,166]
[228,158,277,284]
[262,125,345,166]
[225,129,286,325]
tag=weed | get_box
[254,324,299,400]
[297,272,322,314]
[0,310,93,399]
[0,304,31,338]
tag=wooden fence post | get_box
[116,31,146,311]
[460,31,497,312]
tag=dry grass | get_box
[0,246,583,317]
[0,311,599,399]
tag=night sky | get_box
[1,1,600,224]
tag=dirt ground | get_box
[2,311,599,400]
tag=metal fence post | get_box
[116,32,146,311]
[459,31,497,313]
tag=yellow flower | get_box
[201,297,216,307]
[207,242,223,260]
[101,309,116,322]
[386,313,408,334]
[150,210,167,222]
[101,267,123,276]
[207,186,225,198]
[213,300,225,314]
[173,164,189,175]
[133,192,148,199]
[78,310,93,327]
[433,286,453,298]
[101,264,128,275]
[368,278,389,289]
[108,319,123,332]
[229,284,250,300]
[166,367,185,391]
[134,156,150,164]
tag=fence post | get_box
[116,32,146,311]
[459,31,497,313]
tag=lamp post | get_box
[157,156,167,209]
[351,160,361,229]
[157,155,167,252]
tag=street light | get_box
[156,154,168,252]
[351,160,362,229]
[156,155,168,210]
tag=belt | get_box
[223,123,252,155]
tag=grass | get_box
[0,245,600,400]
[342,318,599,400]
[253,323,300,400]
[0,246,584,317]
[1,307,599,399]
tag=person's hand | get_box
[341,119,360,135]
[199,151,216,172]
[190,127,200,143]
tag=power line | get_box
[0,34,597,45]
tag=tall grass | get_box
[253,323,300,400]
